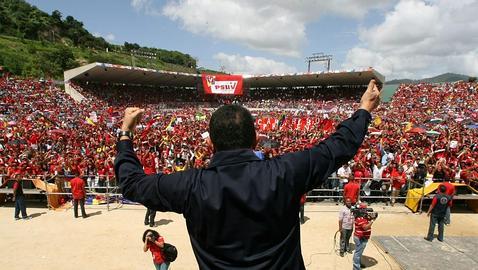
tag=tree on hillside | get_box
[51,10,62,23]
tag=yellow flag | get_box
[165,116,176,131]
[404,122,412,132]
[86,117,96,126]
[374,116,382,127]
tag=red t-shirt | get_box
[354,170,363,180]
[147,236,165,264]
[440,182,455,196]
[70,177,86,200]
[300,194,306,205]
[343,182,360,204]
[144,166,156,175]
[439,182,455,206]
[354,216,371,239]
[391,171,405,190]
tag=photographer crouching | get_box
[143,230,170,270]
[352,203,378,270]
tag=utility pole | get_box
[130,51,135,67]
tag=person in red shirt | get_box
[353,203,376,270]
[0,176,29,220]
[425,185,451,242]
[70,171,87,218]
[390,166,406,206]
[343,176,360,205]
[144,166,157,227]
[143,229,169,270]
[439,181,455,225]
[299,193,306,224]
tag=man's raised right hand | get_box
[359,79,381,113]
[121,107,145,132]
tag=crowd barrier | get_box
[1,175,477,213]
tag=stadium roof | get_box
[64,62,385,88]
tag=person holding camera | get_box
[143,229,169,270]
[353,203,376,270]
[338,198,354,257]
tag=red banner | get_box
[202,74,243,95]
[256,117,279,131]
[279,117,318,131]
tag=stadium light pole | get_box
[305,53,333,73]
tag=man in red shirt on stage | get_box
[343,176,360,205]
[440,181,455,225]
[425,185,451,242]
[70,171,88,218]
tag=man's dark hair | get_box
[209,105,256,151]
[439,185,446,193]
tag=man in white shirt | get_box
[338,198,354,257]
[370,162,388,203]
[337,164,352,187]
[372,162,386,180]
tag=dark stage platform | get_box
[373,236,478,270]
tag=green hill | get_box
[0,0,201,78]
[387,73,471,84]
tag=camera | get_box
[351,205,378,220]
[147,233,157,241]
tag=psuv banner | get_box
[202,74,243,95]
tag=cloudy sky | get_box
[27,0,478,79]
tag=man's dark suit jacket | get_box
[114,109,371,269]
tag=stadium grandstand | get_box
[63,62,385,102]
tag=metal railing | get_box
[1,174,477,213]
[307,176,477,213]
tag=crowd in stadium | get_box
[0,76,477,196]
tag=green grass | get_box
[0,35,199,79]
[382,84,400,102]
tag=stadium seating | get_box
[0,77,477,191]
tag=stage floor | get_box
[373,236,478,270]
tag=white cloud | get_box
[130,0,161,15]
[93,32,116,42]
[104,33,116,42]
[160,0,390,57]
[214,53,297,75]
[344,0,478,79]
